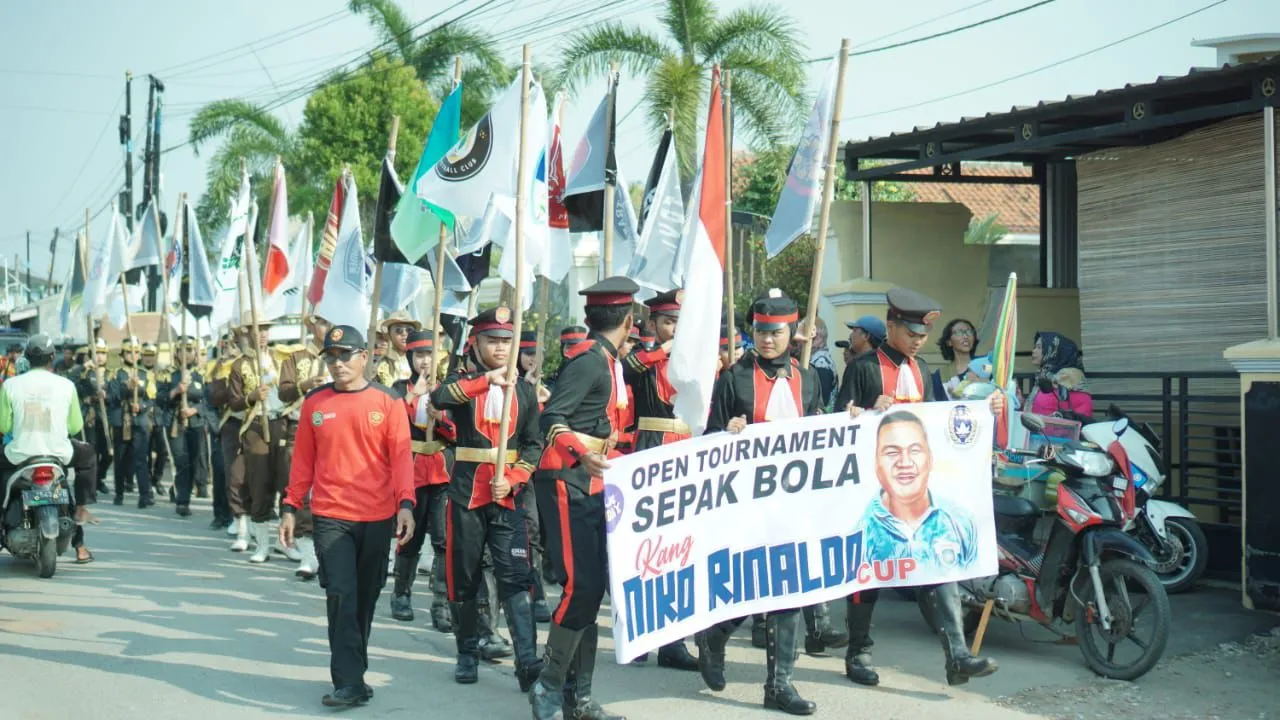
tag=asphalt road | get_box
[0,500,1273,720]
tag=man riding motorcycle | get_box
[0,334,99,562]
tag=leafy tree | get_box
[187,99,298,232]
[557,0,807,182]
[963,212,1009,245]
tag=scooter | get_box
[921,413,1172,681]
[1,457,76,578]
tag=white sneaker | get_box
[274,536,302,562]
[229,516,250,552]
[248,522,272,563]
[225,517,241,537]
[295,537,318,580]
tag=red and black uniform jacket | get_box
[623,344,691,451]
[706,351,824,433]
[392,375,456,489]
[537,334,629,495]
[429,365,542,510]
[834,344,935,411]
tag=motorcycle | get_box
[921,412,1172,681]
[1,457,76,578]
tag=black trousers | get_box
[170,424,209,507]
[91,421,112,482]
[111,418,153,501]
[534,475,607,631]
[149,422,169,483]
[402,484,447,558]
[444,499,532,603]
[210,427,231,523]
[314,514,395,691]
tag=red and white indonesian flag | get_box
[668,68,727,436]
[261,161,292,319]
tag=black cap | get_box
[405,330,434,353]
[26,334,55,357]
[468,307,515,338]
[835,339,851,349]
[559,325,588,345]
[886,288,942,334]
[323,325,365,352]
[579,276,639,306]
[751,289,799,330]
[520,330,539,353]
[643,288,683,316]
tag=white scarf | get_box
[894,362,923,403]
[483,382,505,423]
[613,358,628,409]
[765,373,799,421]
[414,393,432,427]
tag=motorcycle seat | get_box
[993,494,1041,518]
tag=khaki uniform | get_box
[227,348,293,523]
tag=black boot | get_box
[751,614,767,648]
[529,622,583,720]
[531,570,553,623]
[504,592,544,692]
[429,555,453,632]
[454,601,480,684]
[390,554,418,622]
[568,624,624,720]
[802,602,849,656]
[928,583,997,685]
[844,597,880,686]
[694,621,734,691]
[477,596,514,660]
[656,641,699,671]
[763,612,816,715]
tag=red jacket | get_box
[286,384,415,522]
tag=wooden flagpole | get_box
[240,199,270,442]
[532,93,566,384]
[722,70,736,361]
[426,58,464,441]
[367,117,400,361]
[85,209,112,453]
[493,45,532,498]
[799,39,850,370]
[600,62,619,280]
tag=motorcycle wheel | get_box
[35,536,57,579]
[1075,558,1169,681]
[1148,518,1208,594]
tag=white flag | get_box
[106,283,147,329]
[85,205,128,316]
[185,202,217,310]
[281,218,313,317]
[211,169,252,329]
[764,60,838,258]
[313,175,370,332]
[126,201,164,270]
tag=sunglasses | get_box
[323,349,363,364]
[389,325,413,335]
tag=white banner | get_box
[603,402,998,662]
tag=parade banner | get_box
[603,401,998,662]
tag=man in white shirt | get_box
[0,335,99,562]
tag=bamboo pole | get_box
[367,117,401,361]
[299,211,313,343]
[799,39,851,370]
[240,199,270,442]
[85,209,112,453]
[154,192,182,436]
[723,70,736,361]
[427,58,464,441]
[532,94,567,382]
[600,62,619,279]
[493,45,532,499]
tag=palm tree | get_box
[187,99,297,232]
[557,0,807,180]
[348,0,512,126]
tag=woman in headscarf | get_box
[1027,331,1092,420]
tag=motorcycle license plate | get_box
[22,487,68,508]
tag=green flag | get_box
[391,82,462,263]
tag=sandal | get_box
[75,547,95,564]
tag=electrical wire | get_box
[151,9,350,77]
[37,89,125,231]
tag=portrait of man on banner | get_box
[858,410,979,571]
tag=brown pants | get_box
[240,417,291,524]
[222,418,247,517]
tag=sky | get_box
[0,0,1274,286]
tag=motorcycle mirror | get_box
[1112,417,1129,435]
[1021,413,1047,433]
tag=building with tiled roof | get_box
[903,162,1040,243]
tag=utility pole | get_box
[24,231,30,303]
[119,71,134,232]
[138,74,165,312]
[46,229,59,297]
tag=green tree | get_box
[348,0,511,127]
[187,99,298,232]
[557,0,807,182]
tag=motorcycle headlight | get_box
[1059,447,1115,477]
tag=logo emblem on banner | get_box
[436,116,493,182]
[603,484,624,534]
[948,405,977,447]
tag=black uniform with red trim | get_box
[428,307,544,686]
[623,289,690,451]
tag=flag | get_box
[425,243,473,293]
[541,90,571,282]
[85,206,128,316]
[991,272,1018,447]
[232,202,265,322]
[563,78,616,232]
[379,263,423,313]
[668,68,727,437]
[58,233,86,334]
[313,174,370,331]
[211,168,252,329]
[163,200,185,312]
[392,82,462,264]
[374,156,412,264]
[126,200,164,270]
[764,60,838,259]
[627,129,686,297]
[262,161,291,298]
[611,167,639,276]
[414,77,522,227]
[307,175,346,306]
[183,201,216,315]
[268,217,312,319]
[106,283,146,330]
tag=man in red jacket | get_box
[280,324,415,708]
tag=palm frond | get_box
[348,0,417,59]
[187,99,291,157]
[661,0,718,59]
[700,5,804,69]
[556,23,670,97]
[413,23,508,87]
[718,49,806,148]
[643,57,706,182]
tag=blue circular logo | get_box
[603,484,625,534]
